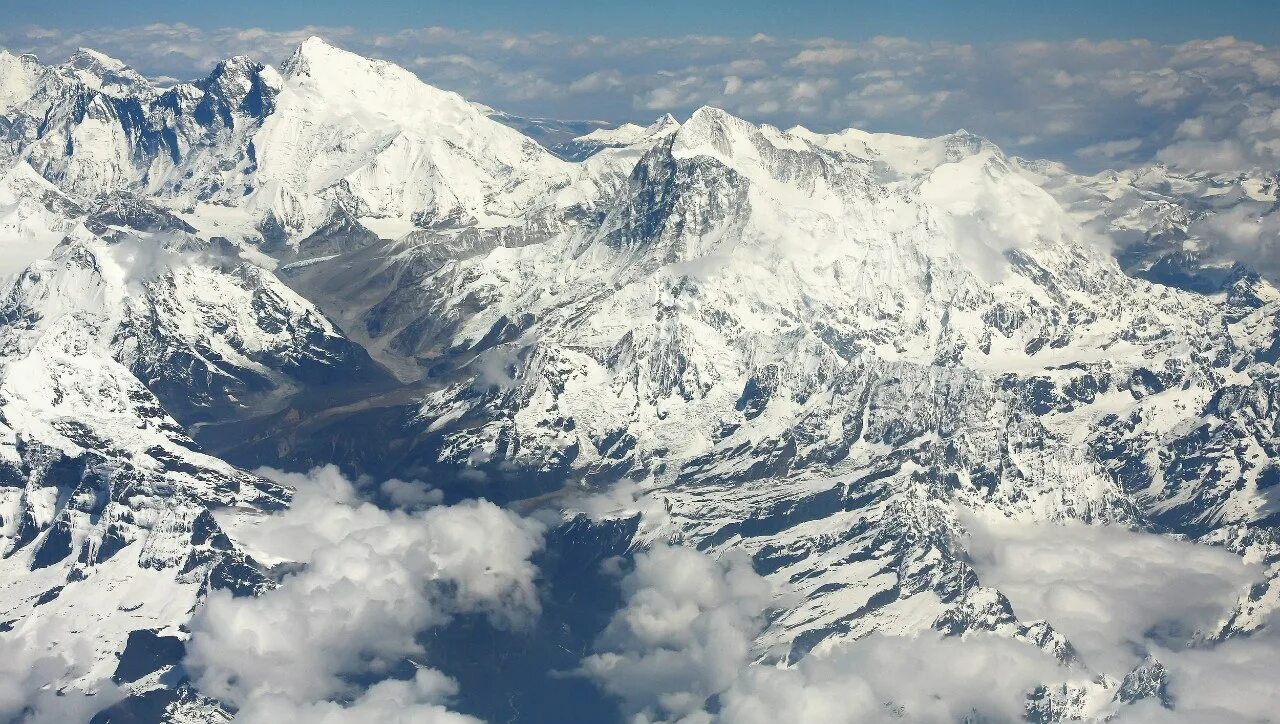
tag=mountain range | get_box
[1,37,1278,723]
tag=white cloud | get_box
[0,637,121,724]
[233,669,480,724]
[581,545,1067,723]
[1185,202,1280,279]
[185,465,544,717]
[1122,628,1280,722]
[965,516,1262,675]
[583,522,1277,723]
[569,69,625,94]
[580,544,774,722]
[379,477,444,509]
[719,632,1063,724]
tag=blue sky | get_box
[7,0,1280,44]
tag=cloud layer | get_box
[965,516,1262,674]
[719,632,1064,724]
[582,544,1066,723]
[1127,628,1280,722]
[583,522,1277,723]
[185,465,544,721]
[4,24,1279,171]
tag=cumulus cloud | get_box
[185,465,544,719]
[717,623,1280,723]
[379,477,445,509]
[582,544,1068,723]
[3,25,1279,171]
[580,544,774,722]
[585,524,1278,723]
[232,669,480,724]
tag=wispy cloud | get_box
[719,631,1065,723]
[966,516,1280,723]
[1127,628,1280,722]
[0,636,121,724]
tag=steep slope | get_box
[1,197,389,424]
[0,47,273,202]
[0,159,83,276]
[0,46,442,721]
[0,305,288,722]
[0,191,394,723]
[234,38,579,242]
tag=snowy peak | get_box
[192,54,281,125]
[203,55,281,101]
[67,47,128,72]
[794,124,1005,181]
[557,114,681,163]
[0,50,43,114]
[279,35,358,79]
[671,105,758,159]
[577,114,681,147]
[1,37,590,272]
[275,35,499,134]
[247,36,578,234]
[0,159,82,276]
[666,105,823,186]
[650,112,680,132]
[580,122,648,143]
[3,37,1280,724]
[60,47,153,98]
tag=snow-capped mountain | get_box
[1017,157,1280,292]
[1,38,1278,722]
